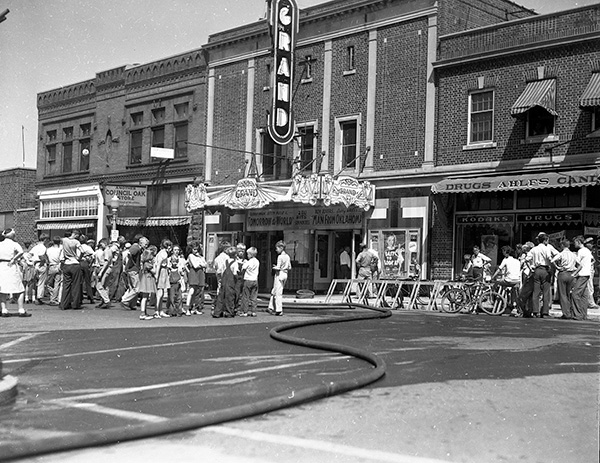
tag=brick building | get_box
[36,49,207,245]
[0,168,37,247]
[432,4,600,279]
[200,0,533,292]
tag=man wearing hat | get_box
[571,236,593,320]
[583,237,599,310]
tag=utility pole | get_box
[0,9,9,24]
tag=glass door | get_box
[314,231,332,290]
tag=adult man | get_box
[520,232,558,318]
[571,236,593,320]
[79,235,96,304]
[268,240,291,316]
[212,241,232,315]
[29,233,49,304]
[46,235,63,306]
[583,237,599,310]
[234,243,247,315]
[59,229,83,310]
[120,235,148,310]
[339,246,351,279]
[96,239,119,309]
[551,238,577,319]
[356,244,375,298]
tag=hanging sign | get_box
[104,185,147,207]
[321,175,375,211]
[268,0,298,145]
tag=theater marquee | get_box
[268,0,298,145]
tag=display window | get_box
[368,229,421,279]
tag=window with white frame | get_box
[260,131,290,180]
[296,125,316,173]
[40,196,98,219]
[468,90,494,144]
[335,117,359,171]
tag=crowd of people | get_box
[463,232,598,321]
[0,227,293,320]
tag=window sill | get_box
[521,134,559,144]
[343,69,356,76]
[301,78,313,84]
[462,142,497,150]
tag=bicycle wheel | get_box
[440,288,467,313]
[478,290,506,315]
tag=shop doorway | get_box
[314,230,354,292]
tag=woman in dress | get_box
[186,242,207,315]
[138,245,158,320]
[0,228,31,317]
[154,239,172,318]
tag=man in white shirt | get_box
[583,237,599,310]
[571,236,592,320]
[339,246,351,279]
[46,236,63,306]
[526,232,558,318]
[551,238,578,319]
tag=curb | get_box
[0,374,18,406]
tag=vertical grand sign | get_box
[268,0,298,145]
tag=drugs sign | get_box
[268,0,298,145]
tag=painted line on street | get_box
[57,401,168,423]
[204,425,454,463]
[0,333,46,350]
[2,337,231,364]
[48,356,349,403]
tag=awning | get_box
[511,79,557,116]
[431,168,599,194]
[36,221,95,230]
[580,72,600,108]
[116,216,191,227]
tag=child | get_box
[166,247,185,316]
[240,246,259,317]
[186,242,207,315]
[154,239,173,318]
[20,250,37,304]
[139,245,158,320]
[460,253,473,280]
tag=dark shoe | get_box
[120,302,132,311]
[274,311,283,316]
[47,301,59,306]
[1,312,11,317]
[559,315,572,319]
[96,302,107,308]
[34,300,44,306]
[18,312,32,317]
[102,304,112,310]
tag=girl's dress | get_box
[139,257,157,294]
[155,250,171,291]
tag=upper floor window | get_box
[174,103,189,119]
[130,131,143,164]
[593,107,600,132]
[303,55,313,80]
[80,123,91,138]
[468,90,494,144]
[152,107,165,124]
[47,130,57,143]
[527,106,555,138]
[340,120,357,169]
[62,143,73,173]
[47,145,56,163]
[79,139,90,172]
[63,127,73,141]
[151,126,165,148]
[346,46,355,71]
[261,132,290,180]
[131,112,144,126]
[174,123,188,158]
[297,125,315,173]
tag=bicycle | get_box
[440,278,506,315]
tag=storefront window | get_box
[517,188,580,209]
[586,185,600,208]
[369,229,421,279]
[456,191,513,211]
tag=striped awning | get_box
[580,72,600,108]
[36,221,95,230]
[116,216,191,227]
[511,79,557,116]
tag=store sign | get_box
[247,206,364,231]
[456,215,513,224]
[516,213,581,224]
[104,185,147,207]
[322,175,375,211]
[268,0,298,145]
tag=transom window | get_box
[63,127,73,140]
[47,130,57,143]
[174,103,189,119]
[152,108,165,124]
[468,90,494,143]
[131,112,143,126]
[40,196,98,219]
[80,123,91,137]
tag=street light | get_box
[110,195,120,236]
